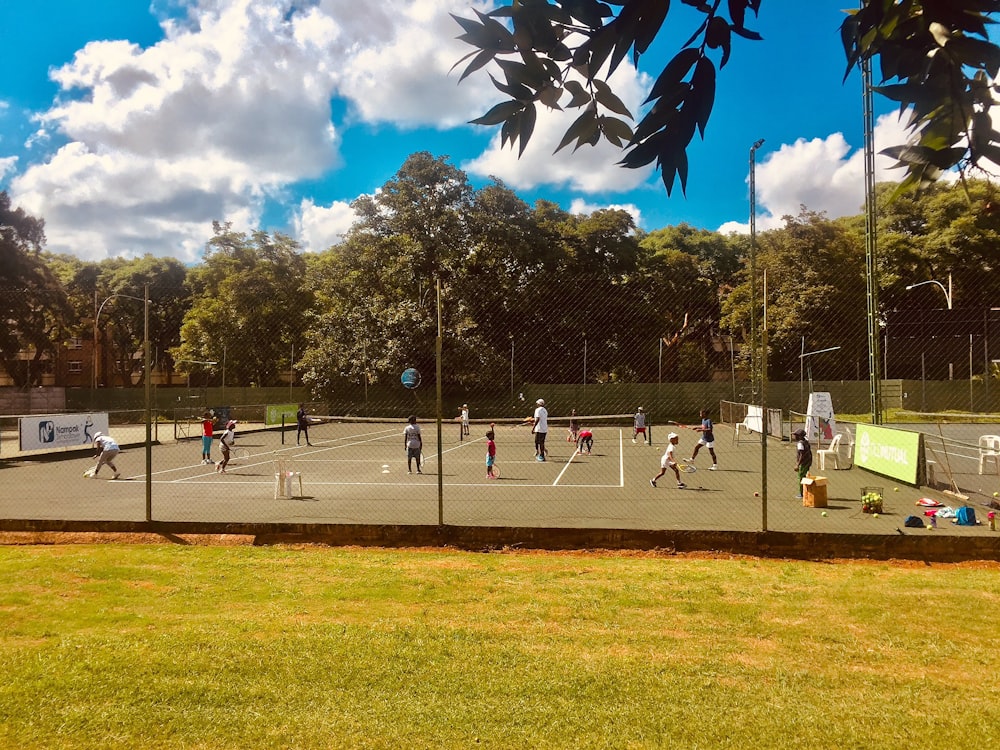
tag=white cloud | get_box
[293,198,357,252]
[0,156,17,180]
[717,112,913,234]
[569,198,642,227]
[10,0,502,261]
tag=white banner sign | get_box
[805,392,836,443]
[19,413,110,452]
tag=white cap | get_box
[536,398,545,406]
[93,431,103,440]
[668,432,679,440]
[227,420,237,428]
[637,406,644,411]
[462,404,468,408]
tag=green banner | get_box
[855,424,922,485]
[266,403,298,426]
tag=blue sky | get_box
[0,1,911,262]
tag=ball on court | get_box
[994,492,999,498]
[893,487,899,492]
[400,367,421,389]
[873,513,879,519]
[821,511,828,517]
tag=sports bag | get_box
[956,506,977,526]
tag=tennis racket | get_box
[676,462,697,474]
[664,420,689,430]
[488,464,501,479]
[83,466,97,478]
[234,447,250,461]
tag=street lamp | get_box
[799,341,842,407]
[94,293,148,389]
[905,273,953,309]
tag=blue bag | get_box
[956,506,977,526]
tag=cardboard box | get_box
[802,476,828,508]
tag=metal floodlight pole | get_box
[750,137,766,530]
[144,284,152,521]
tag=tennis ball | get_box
[994,492,999,498]
[873,513,879,519]
[821,511,828,517]
[893,487,899,492]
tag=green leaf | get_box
[470,100,525,127]
[634,0,671,57]
[593,78,633,117]
[517,103,537,157]
[600,115,635,146]
[489,73,534,101]
[554,108,600,154]
[646,48,700,104]
[564,80,592,108]
[689,57,716,137]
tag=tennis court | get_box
[4,414,999,536]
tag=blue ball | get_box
[400,368,421,389]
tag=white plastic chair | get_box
[979,435,1000,475]
[274,458,304,499]
[817,434,843,471]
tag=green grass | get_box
[1,545,998,749]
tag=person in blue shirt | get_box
[688,408,718,470]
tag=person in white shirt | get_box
[460,404,470,437]
[527,398,549,462]
[91,431,121,480]
[650,432,684,489]
[216,420,237,473]
[404,415,423,474]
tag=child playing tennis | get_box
[793,428,812,499]
[200,411,214,465]
[567,408,579,443]
[632,406,646,444]
[577,427,593,455]
[485,427,497,479]
[404,415,423,475]
[216,420,237,474]
[650,432,684,489]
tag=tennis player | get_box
[200,411,214,465]
[632,406,646,444]
[404,415,423,474]
[91,431,121,480]
[485,428,497,479]
[216,420,237,474]
[689,409,718,470]
[650,432,684,489]
[577,427,593,455]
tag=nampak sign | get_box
[855,424,922,485]
[19,413,110,452]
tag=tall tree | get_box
[0,192,72,386]
[175,224,312,388]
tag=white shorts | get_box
[698,438,714,448]
[660,455,674,469]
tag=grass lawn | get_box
[1,543,998,749]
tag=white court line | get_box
[619,429,624,487]
[146,479,622,489]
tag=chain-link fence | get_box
[3,268,999,548]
